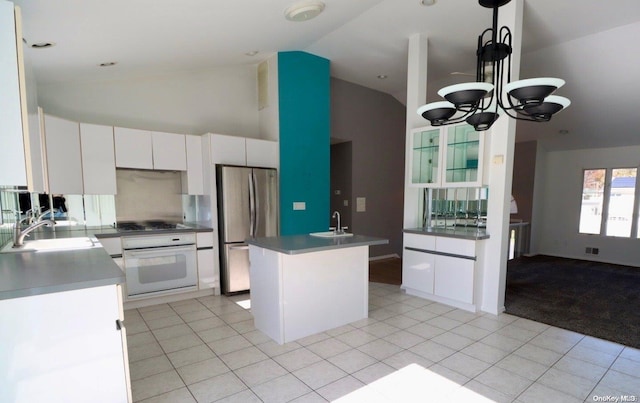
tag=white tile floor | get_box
[125,283,640,402]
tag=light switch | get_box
[356,197,366,212]
[343,199,349,207]
[492,155,504,165]
[293,202,306,210]
[334,190,341,195]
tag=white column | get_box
[481,0,523,315]
[403,34,429,228]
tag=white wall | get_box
[532,144,640,267]
[37,65,260,137]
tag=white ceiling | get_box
[12,0,640,150]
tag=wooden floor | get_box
[368,257,402,285]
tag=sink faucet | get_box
[14,219,55,247]
[332,211,342,234]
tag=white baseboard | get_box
[369,253,400,261]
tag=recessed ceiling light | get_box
[377,75,388,79]
[245,51,259,57]
[98,62,117,67]
[559,129,569,134]
[421,0,437,5]
[284,0,325,22]
[31,42,55,49]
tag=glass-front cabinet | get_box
[410,123,486,188]
[411,127,442,186]
[443,124,485,187]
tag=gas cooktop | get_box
[115,220,186,232]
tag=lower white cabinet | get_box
[402,232,481,312]
[0,284,131,402]
[196,231,220,294]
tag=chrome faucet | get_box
[332,211,343,234]
[14,219,55,247]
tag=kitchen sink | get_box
[0,237,99,254]
[309,231,354,238]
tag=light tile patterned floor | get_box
[126,283,640,402]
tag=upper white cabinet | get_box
[210,134,278,168]
[43,114,84,194]
[182,135,204,195]
[114,127,153,169]
[246,138,278,168]
[152,131,186,171]
[210,134,246,165]
[80,123,117,195]
[409,123,487,188]
[0,3,44,189]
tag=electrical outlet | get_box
[585,247,592,254]
[592,248,599,255]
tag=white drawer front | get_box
[436,236,475,257]
[403,233,436,250]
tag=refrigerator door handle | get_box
[248,172,256,238]
[252,170,260,238]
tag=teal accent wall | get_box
[278,51,330,235]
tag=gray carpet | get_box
[505,255,640,349]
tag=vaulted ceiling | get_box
[13,0,640,150]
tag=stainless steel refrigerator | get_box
[216,165,278,295]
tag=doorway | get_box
[330,140,352,231]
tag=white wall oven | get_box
[122,233,197,298]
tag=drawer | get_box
[436,236,475,257]
[196,231,215,248]
[403,233,436,250]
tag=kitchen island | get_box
[247,234,388,344]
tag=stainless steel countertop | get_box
[247,234,388,255]
[404,227,490,240]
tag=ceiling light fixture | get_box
[421,0,437,6]
[245,50,259,57]
[377,74,388,79]
[417,0,570,131]
[98,62,117,67]
[284,0,325,22]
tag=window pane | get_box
[606,168,636,237]
[579,169,605,234]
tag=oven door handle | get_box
[124,245,195,257]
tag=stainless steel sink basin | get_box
[1,237,99,253]
[309,231,354,238]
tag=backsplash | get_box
[115,169,183,222]
[0,188,19,247]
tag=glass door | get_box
[411,127,442,187]
[443,124,485,187]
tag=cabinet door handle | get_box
[116,319,125,331]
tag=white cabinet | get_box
[152,131,186,171]
[43,114,84,194]
[114,127,153,169]
[0,285,130,402]
[81,123,117,194]
[246,138,278,168]
[210,134,246,165]
[196,231,219,293]
[409,123,487,188]
[402,232,481,312]
[182,135,204,195]
[0,4,47,191]
[209,134,278,168]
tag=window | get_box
[579,168,639,237]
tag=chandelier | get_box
[417,0,570,131]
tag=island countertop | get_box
[247,234,388,255]
[404,227,490,240]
